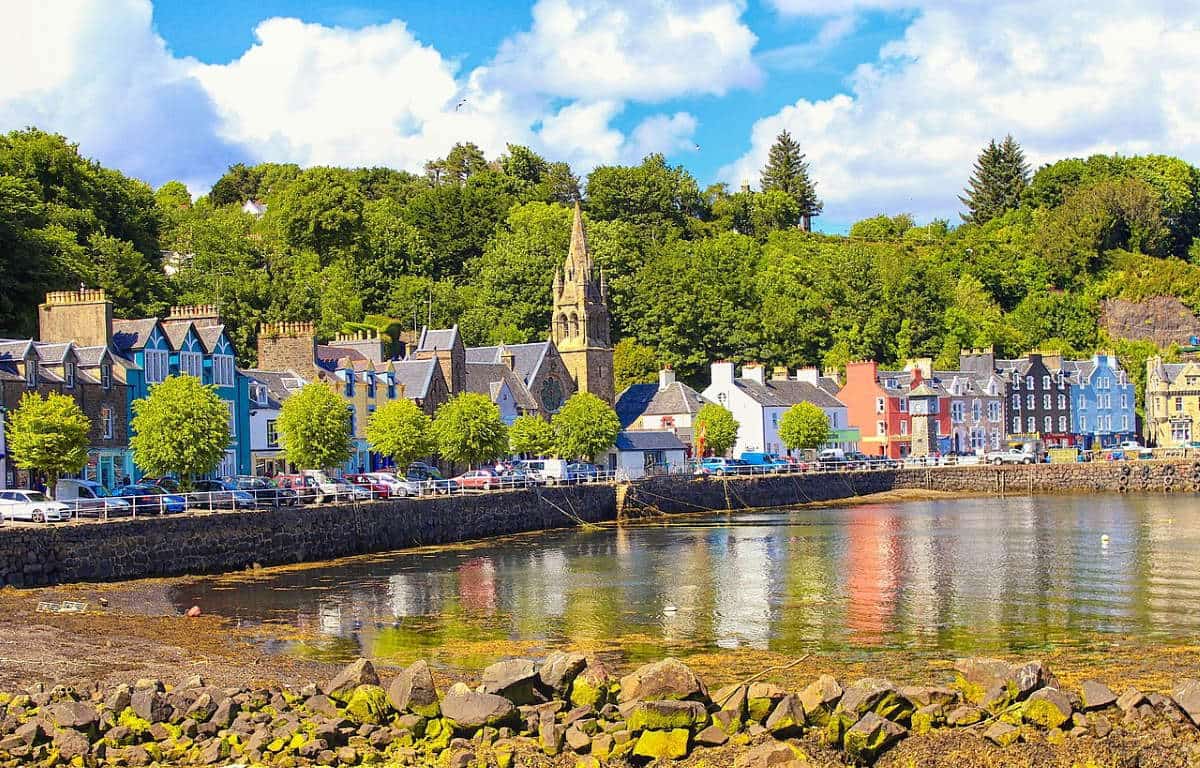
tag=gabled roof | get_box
[0,339,34,359]
[466,362,539,410]
[1160,362,1187,382]
[735,378,846,409]
[111,318,161,352]
[1061,359,1097,381]
[644,381,711,417]
[616,430,687,452]
[417,326,460,352]
[391,358,439,400]
[160,320,195,350]
[615,384,657,429]
[316,344,366,370]
[34,342,74,364]
[240,368,304,409]
[466,342,552,386]
[74,346,110,367]
[195,324,229,354]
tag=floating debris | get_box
[35,600,89,613]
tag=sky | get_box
[2,1,1199,232]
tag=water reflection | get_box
[174,494,1200,664]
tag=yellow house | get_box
[1144,356,1200,447]
[318,356,406,473]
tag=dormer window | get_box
[101,363,112,390]
[255,384,268,406]
[344,372,355,397]
[64,361,75,388]
[24,358,37,388]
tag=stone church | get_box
[550,202,615,405]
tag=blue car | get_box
[697,457,750,476]
[738,452,790,472]
[112,484,188,514]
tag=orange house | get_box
[838,361,950,458]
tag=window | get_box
[717,392,727,406]
[1013,378,1021,391]
[387,377,396,399]
[145,349,168,383]
[877,420,887,436]
[180,351,202,378]
[1121,393,1129,409]
[348,405,356,435]
[1081,416,1088,431]
[1175,396,1183,412]
[1012,417,1020,433]
[255,384,268,406]
[971,399,982,421]
[988,402,1001,421]
[1041,394,1050,410]
[991,430,1001,449]
[1057,394,1066,410]
[1027,416,1036,432]
[24,357,37,387]
[1058,416,1067,432]
[899,419,908,436]
[1172,422,1191,443]
[266,419,279,448]
[1026,375,1034,389]
[64,361,75,388]
[344,373,355,397]
[951,401,964,423]
[1044,416,1053,433]
[101,407,114,439]
[1027,394,1035,409]
[101,363,112,390]
[970,428,986,451]
[213,355,234,387]
[1012,394,1020,410]
[899,398,908,413]
[226,401,236,436]
[1122,415,1130,431]
[771,412,779,427]
[367,373,376,399]
[875,397,885,414]
[1042,375,1050,389]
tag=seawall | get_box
[4,461,1198,587]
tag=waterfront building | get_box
[615,367,713,454]
[996,352,1076,448]
[1064,352,1136,449]
[614,430,688,479]
[241,369,307,477]
[946,349,1010,453]
[1145,356,1200,447]
[550,202,615,405]
[0,337,129,489]
[838,361,947,458]
[704,362,855,457]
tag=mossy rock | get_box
[746,698,774,723]
[910,709,937,735]
[632,729,690,760]
[495,749,514,768]
[116,708,152,737]
[423,718,454,752]
[824,710,856,748]
[1022,696,1070,730]
[626,701,707,732]
[345,686,394,726]
[569,678,608,710]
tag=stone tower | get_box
[551,202,614,404]
[908,381,940,457]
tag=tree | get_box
[778,402,830,452]
[694,403,738,457]
[760,131,822,231]
[585,154,705,238]
[271,167,365,258]
[5,392,90,497]
[613,339,659,392]
[552,393,621,461]
[366,399,433,467]
[429,393,508,467]
[129,376,230,488]
[508,415,556,457]
[960,135,1030,224]
[276,382,353,470]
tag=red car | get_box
[454,468,502,490]
[345,473,394,499]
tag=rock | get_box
[324,658,380,703]
[909,704,944,734]
[563,705,595,726]
[130,689,172,723]
[733,741,809,768]
[900,686,957,709]
[481,659,542,705]
[1023,688,1073,730]
[565,725,592,752]
[695,724,729,746]
[345,685,394,725]
[199,737,230,764]
[799,675,843,726]
[184,692,214,722]
[299,738,328,758]
[51,727,90,760]
[387,660,442,720]
[1014,661,1051,698]
[539,721,565,756]
[570,661,612,710]
[1116,688,1147,713]
[712,708,742,735]
[1080,680,1117,711]
[620,699,708,731]
[1090,713,1113,739]
[591,733,614,759]
[747,682,788,722]
[632,728,690,760]
[843,712,906,765]
[954,658,1022,709]
[984,721,1021,747]
[305,693,339,718]
[765,694,806,737]
[540,652,587,697]
[1172,679,1200,726]
[45,700,99,730]
[209,697,239,728]
[618,658,707,703]
[336,745,358,765]
[946,704,985,726]
[186,605,202,617]
[712,683,748,718]
[442,689,518,731]
[105,684,132,714]
[839,678,911,721]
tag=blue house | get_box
[1065,352,1137,449]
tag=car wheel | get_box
[32,510,45,523]
[992,458,1002,465]
[1023,458,1033,464]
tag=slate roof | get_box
[391,358,438,400]
[1159,362,1187,382]
[735,378,846,409]
[417,326,460,352]
[195,324,227,354]
[466,342,551,386]
[615,384,657,429]
[316,344,367,370]
[160,320,194,349]
[34,342,73,364]
[1061,359,1097,381]
[616,430,687,452]
[0,340,34,359]
[644,381,710,417]
[240,368,304,409]
[466,363,539,410]
[74,346,108,367]
[111,319,160,352]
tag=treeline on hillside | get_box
[2,127,1200,407]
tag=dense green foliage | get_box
[613,339,659,392]
[551,393,621,461]
[429,393,508,467]
[760,130,821,230]
[508,415,556,458]
[694,403,739,457]
[778,402,830,451]
[4,392,91,493]
[276,382,353,470]
[365,399,433,467]
[129,376,229,487]
[3,128,1200,393]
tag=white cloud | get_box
[758,14,859,70]
[722,1,1200,225]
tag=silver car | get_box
[0,490,71,522]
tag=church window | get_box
[570,313,580,337]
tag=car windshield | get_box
[24,491,50,502]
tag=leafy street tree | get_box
[429,393,509,468]
[778,402,831,452]
[760,130,822,231]
[365,399,433,468]
[613,338,659,392]
[276,382,353,470]
[960,135,1030,225]
[129,376,229,488]
[508,415,556,457]
[552,393,621,461]
[4,392,90,497]
[694,403,739,457]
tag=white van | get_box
[516,459,570,485]
[55,479,132,517]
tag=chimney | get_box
[38,288,113,347]
[741,362,766,386]
[166,304,221,327]
[904,358,933,378]
[1040,351,1063,371]
[794,366,819,385]
[844,360,879,386]
[659,365,676,390]
[329,330,387,363]
[711,360,735,386]
[501,346,516,371]
[257,321,317,373]
[959,347,995,376]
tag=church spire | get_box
[567,200,591,275]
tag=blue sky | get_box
[3,1,1198,230]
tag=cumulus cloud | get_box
[722,0,1200,225]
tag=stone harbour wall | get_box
[0,485,616,587]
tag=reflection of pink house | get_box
[457,558,497,615]
[843,506,899,645]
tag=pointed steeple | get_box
[568,200,591,274]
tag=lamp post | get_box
[0,403,8,490]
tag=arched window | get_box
[570,313,580,337]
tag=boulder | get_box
[1090,713,1113,738]
[799,675,843,726]
[210,697,239,729]
[1116,688,1147,713]
[538,721,565,756]
[733,741,809,768]
[632,728,690,760]
[695,724,729,747]
[747,682,788,722]
[480,659,542,705]
[765,694,806,737]
[900,686,957,709]
[442,690,518,731]
[105,684,132,714]
[984,721,1020,747]
[539,652,587,697]
[1172,679,1200,726]
[909,703,945,734]
[1022,688,1073,730]
[570,660,612,710]
[130,689,172,723]
[565,725,592,752]
[839,678,910,721]
[388,660,440,718]
[843,712,906,765]
[1013,661,1052,698]
[45,701,99,731]
[618,658,707,703]
[946,704,985,726]
[51,727,91,760]
[712,683,748,718]
[324,659,380,703]
[620,700,708,731]
[184,692,214,722]
[1080,680,1117,711]
[345,685,394,725]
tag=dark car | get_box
[145,477,183,493]
[112,484,188,514]
[227,476,299,507]
[405,463,458,494]
[191,480,258,510]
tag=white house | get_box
[614,367,711,453]
[615,430,688,480]
[701,362,855,457]
[242,369,306,476]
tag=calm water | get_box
[171,494,1200,665]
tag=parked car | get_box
[0,489,71,522]
[111,484,188,514]
[329,477,374,501]
[515,458,572,485]
[455,468,504,490]
[405,464,458,494]
[345,473,395,498]
[697,457,750,476]
[274,471,341,503]
[984,448,1036,465]
[852,452,899,469]
[739,452,790,472]
[145,477,182,493]
[566,462,603,483]
[227,476,299,507]
[191,480,258,510]
[360,472,423,497]
[1117,440,1143,450]
[499,469,541,488]
[54,479,132,517]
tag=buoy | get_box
[185,605,202,617]
[1100,534,1110,544]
